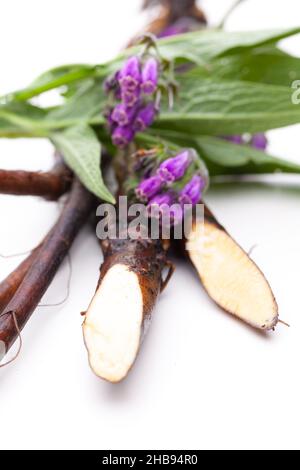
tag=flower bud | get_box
[121,88,141,108]
[111,103,137,126]
[112,126,135,148]
[147,192,174,218]
[133,103,156,131]
[119,56,141,92]
[158,150,191,183]
[141,58,158,95]
[179,175,205,206]
[135,175,162,201]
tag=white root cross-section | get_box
[83,264,144,383]
[186,215,278,330]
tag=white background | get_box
[1,0,300,450]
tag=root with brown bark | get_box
[83,234,172,383]
[0,161,72,200]
[0,179,95,361]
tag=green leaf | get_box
[0,102,50,136]
[2,64,99,102]
[2,28,300,104]
[0,81,105,137]
[195,136,300,176]
[146,130,300,176]
[156,78,300,135]
[47,80,105,124]
[186,47,300,87]
[0,117,35,138]
[51,124,115,203]
[121,27,300,66]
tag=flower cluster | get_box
[104,56,159,148]
[135,149,207,224]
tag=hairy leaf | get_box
[7,27,298,102]
[146,130,300,176]
[51,124,114,202]
[47,80,105,124]
[2,64,100,102]
[121,27,300,65]
[186,47,300,87]
[156,77,300,135]
[195,135,300,175]
[0,102,50,136]
[0,82,105,135]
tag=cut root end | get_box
[186,216,278,331]
[83,264,144,383]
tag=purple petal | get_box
[112,126,135,148]
[169,204,183,225]
[148,192,173,207]
[121,88,141,108]
[111,103,137,126]
[133,103,156,132]
[119,56,141,92]
[223,135,244,145]
[179,175,205,206]
[158,25,188,38]
[158,150,191,183]
[141,58,159,95]
[147,192,174,218]
[135,175,162,201]
[251,133,268,150]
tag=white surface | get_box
[1,0,300,451]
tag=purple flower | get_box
[179,175,205,206]
[158,17,197,38]
[158,150,191,183]
[133,103,156,131]
[141,58,158,95]
[119,56,141,92]
[158,25,188,38]
[121,88,141,108]
[147,192,174,218]
[135,175,162,201]
[112,126,135,148]
[251,133,268,151]
[111,103,137,126]
[169,204,183,225]
[224,135,244,145]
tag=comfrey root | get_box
[185,205,278,330]
[0,246,40,313]
[0,179,95,360]
[0,161,72,200]
[83,236,172,383]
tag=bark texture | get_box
[0,246,40,313]
[0,179,95,354]
[0,162,72,200]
